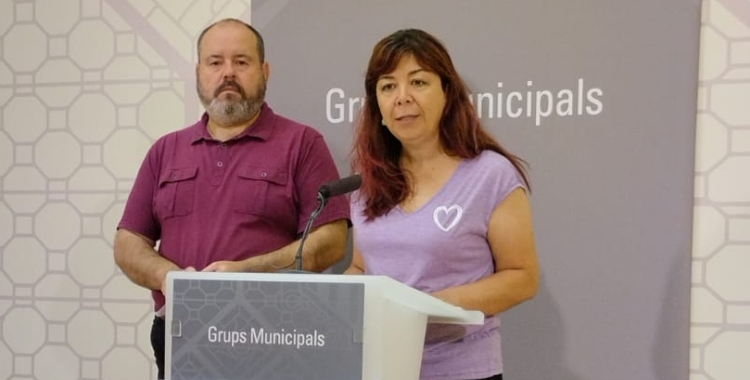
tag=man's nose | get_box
[222,63,237,79]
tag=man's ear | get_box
[262,61,270,81]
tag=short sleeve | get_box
[293,130,350,233]
[117,144,161,241]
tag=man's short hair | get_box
[196,18,265,63]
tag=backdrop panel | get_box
[255,1,700,379]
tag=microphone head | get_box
[318,174,362,199]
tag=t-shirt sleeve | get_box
[293,130,351,234]
[117,144,161,242]
[488,154,527,211]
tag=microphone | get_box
[318,174,362,199]
[284,175,362,273]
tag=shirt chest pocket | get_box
[155,167,198,220]
[234,166,288,216]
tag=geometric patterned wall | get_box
[0,1,252,379]
[690,1,750,379]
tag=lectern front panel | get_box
[168,278,364,380]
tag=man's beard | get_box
[197,78,266,126]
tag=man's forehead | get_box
[199,23,257,53]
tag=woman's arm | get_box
[344,239,366,274]
[431,187,540,316]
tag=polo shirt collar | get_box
[190,102,275,144]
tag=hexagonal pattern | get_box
[35,59,82,108]
[2,165,48,214]
[35,203,81,250]
[0,202,12,246]
[102,202,126,246]
[691,0,750,378]
[3,166,46,192]
[35,274,82,322]
[691,206,725,258]
[69,20,115,69]
[104,56,151,81]
[698,26,729,80]
[139,90,186,140]
[694,113,728,172]
[69,94,117,143]
[68,238,115,286]
[103,129,153,178]
[2,237,46,284]
[36,59,82,84]
[0,132,13,176]
[0,60,12,85]
[704,331,750,380]
[0,1,12,35]
[34,132,82,179]
[68,167,117,213]
[68,310,115,357]
[711,83,750,126]
[0,271,11,297]
[102,347,152,380]
[36,85,82,108]
[691,286,725,323]
[709,1,750,38]
[34,0,80,35]
[706,245,750,302]
[34,346,79,380]
[0,1,257,378]
[35,274,80,299]
[707,157,750,202]
[69,167,116,192]
[2,24,48,71]
[2,307,46,354]
[0,342,11,379]
[3,96,48,143]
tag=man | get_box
[114,18,349,379]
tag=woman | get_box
[345,29,540,380]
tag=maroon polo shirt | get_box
[118,103,350,311]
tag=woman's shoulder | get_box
[460,150,525,193]
[466,150,516,173]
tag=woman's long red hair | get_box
[352,29,530,220]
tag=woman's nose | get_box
[395,89,413,105]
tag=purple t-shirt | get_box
[118,103,350,311]
[351,150,524,380]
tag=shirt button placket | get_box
[211,142,228,186]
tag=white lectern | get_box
[165,272,483,380]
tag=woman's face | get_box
[375,55,446,149]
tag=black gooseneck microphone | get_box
[286,174,362,273]
[317,174,363,200]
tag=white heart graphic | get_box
[433,205,463,232]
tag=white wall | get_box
[690,1,750,379]
[0,1,251,379]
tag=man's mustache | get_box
[214,81,244,97]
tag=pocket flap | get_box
[238,166,287,186]
[159,167,198,186]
